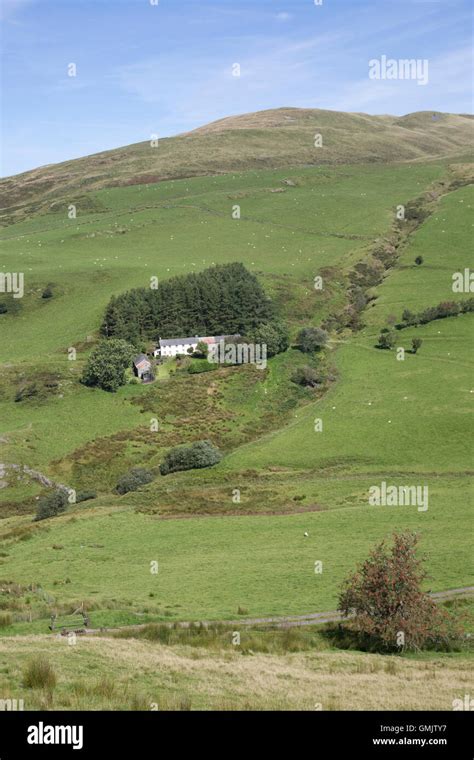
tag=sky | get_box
[1,0,472,177]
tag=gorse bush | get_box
[376,330,396,349]
[349,257,385,289]
[76,490,97,503]
[291,366,321,387]
[116,468,154,495]
[296,327,329,353]
[403,199,430,223]
[160,440,222,475]
[34,490,68,522]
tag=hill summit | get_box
[1,107,472,223]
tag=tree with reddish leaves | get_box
[338,531,459,652]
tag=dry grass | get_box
[2,107,472,224]
[0,635,470,711]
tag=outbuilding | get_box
[133,354,154,383]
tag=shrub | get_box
[193,341,209,358]
[0,302,7,314]
[245,320,289,357]
[350,257,385,288]
[376,331,395,349]
[291,366,321,387]
[0,612,12,628]
[23,657,57,690]
[372,242,398,268]
[404,200,429,223]
[188,360,217,374]
[76,490,97,503]
[160,440,222,476]
[411,338,423,354]
[296,327,329,353]
[34,490,68,522]
[116,468,154,495]
[415,255,424,266]
[41,286,54,299]
[399,298,472,329]
[338,531,460,652]
[81,338,135,392]
[350,286,368,313]
[14,383,38,402]
[460,297,474,314]
[176,356,192,371]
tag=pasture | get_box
[0,158,472,641]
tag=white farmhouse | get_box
[154,335,231,358]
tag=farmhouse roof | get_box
[159,337,199,348]
[158,335,238,348]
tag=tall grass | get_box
[23,656,57,690]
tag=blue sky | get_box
[1,0,472,176]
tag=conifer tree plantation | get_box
[101,262,277,344]
[0,0,473,744]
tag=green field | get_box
[0,116,472,713]
[2,107,472,225]
[0,477,471,633]
[0,162,444,362]
[0,157,472,626]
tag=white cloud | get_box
[276,12,292,22]
[111,30,350,131]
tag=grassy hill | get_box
[1,107,472,224]
[0,157,472,618]
[0,161,447,476]
[223,185,474,474]
[0,109,472,710]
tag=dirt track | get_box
[80,585,474,637]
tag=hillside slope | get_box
[1,107,472,224]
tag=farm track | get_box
[81,586,474,636]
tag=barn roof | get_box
[133,353,151,368]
